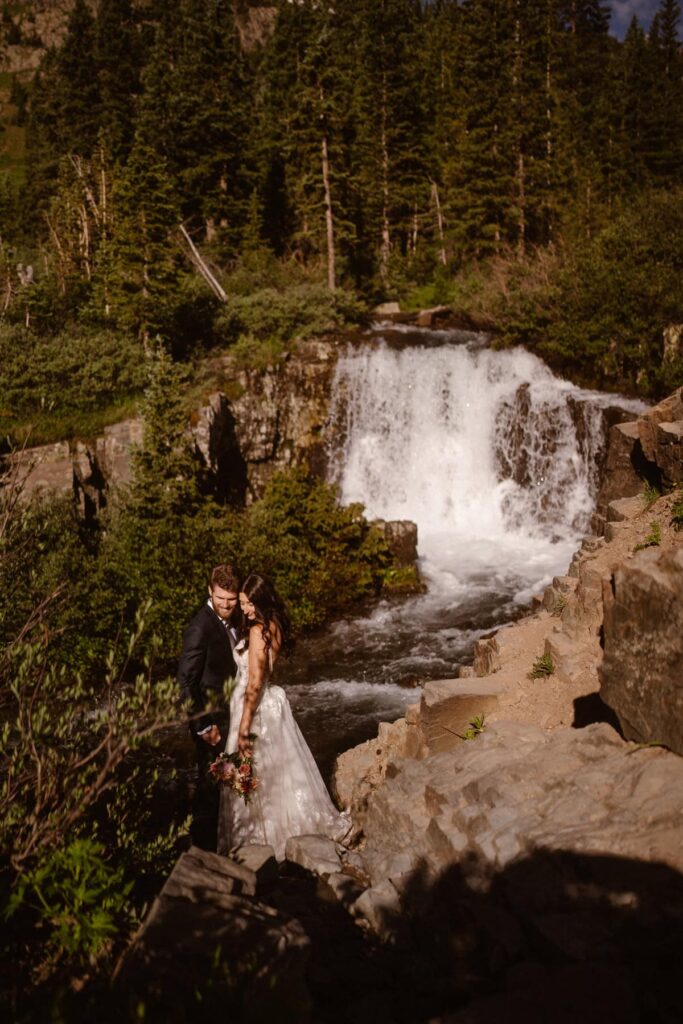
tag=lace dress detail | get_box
[218,639,349,860]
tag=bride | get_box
[218,573,349,860]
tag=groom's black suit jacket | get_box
[177,603,238,738]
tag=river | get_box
[282,323,645,778]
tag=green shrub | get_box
[634,521,662,551]
[4,839,133,963]
[672,495,683,531]
[537,191,683,395]
[230,467,394,629]
[528,652,555,679]
[0,323,145,443]
[215,283,365,347]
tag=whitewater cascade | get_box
[288,328,645,770]
[329,329,643,603]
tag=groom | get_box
[178,563,241,849]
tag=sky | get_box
[609,0,670,39]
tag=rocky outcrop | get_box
[224,338,339,502]
[596,385,683,516]
[600,546,683,754]
[10,338,340,509]
[10,419,142,517]
[357,720,683,884]
[115,845,311,1020]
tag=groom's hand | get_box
[201,724,222,746]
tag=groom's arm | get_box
[177,617,215,738]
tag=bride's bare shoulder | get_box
[248,622,282,651]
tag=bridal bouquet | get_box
[209,743,258,804]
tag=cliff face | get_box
[0,1,276,77]
[10,337,339,513]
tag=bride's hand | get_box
[238,731,253,756]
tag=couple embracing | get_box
[178,564,348,859]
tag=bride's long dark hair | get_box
[241,573,294,657]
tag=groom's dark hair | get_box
[210,564,241,593]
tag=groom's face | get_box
[209,584,239,621]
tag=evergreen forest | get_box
[1,1,683,1016]
[0,0,682,419]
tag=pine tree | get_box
[445,0,517,256]
[57,0,101,157]
[104,132,180,341]
[127,345,201,517]
[95,0,142,160]
[349,0,429,282]
[645,0,683,182]
[137,0,252,256]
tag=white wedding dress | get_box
[219,639,349,860]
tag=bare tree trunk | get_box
[545,1,553,242]
[320,85,336,292]
[431,179,447,266]
[179,224,228,302]
[80,203,92,280]
[514,3,526,256]
[380,70,391,280]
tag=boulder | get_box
[351,878,409,944]
[416,304,452,328]
[371,518,419,567]
[332,714,417,813]
[607,496,644,522]
[114,846,311,1020]
[231,844,279,891]
[600,547,683,754]
[596,421,644,512]
[358,720,683,885]
[284,835,342,878]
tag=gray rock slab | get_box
[115,846,310,1020]
[285,834,342,878]
[607,496,645,522]
[162,845,257,900]
[358,719,683,886]
[600,546,683,754]
[419,678,503,756]
[231,844,279,890]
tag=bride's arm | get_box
[237,625,269,753]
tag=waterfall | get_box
[329,330,645,604]
[288,328,646,770]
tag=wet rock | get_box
[226,338,338,501]
[596,421,644,512]
[372,518,418,567]
[600,547,683,754]
[597,387,683,513]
